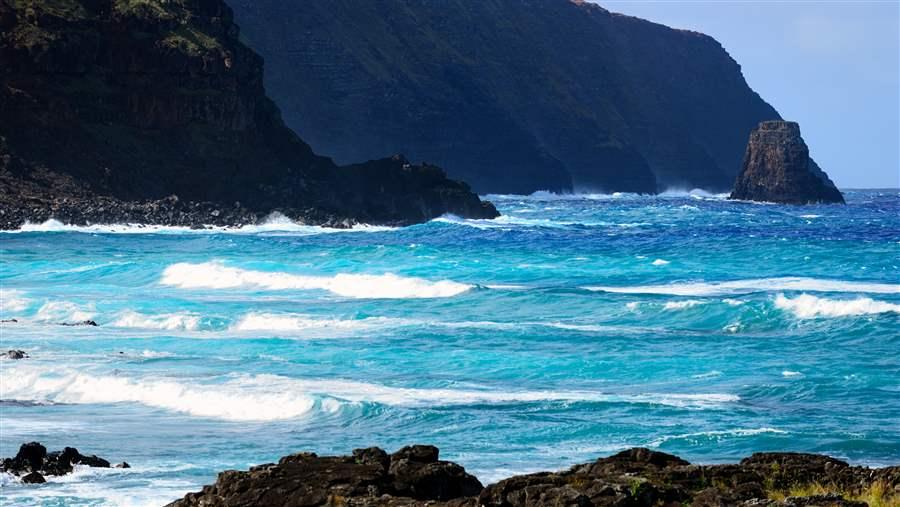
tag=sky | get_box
[598,0,899,189]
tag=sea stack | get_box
[730,121,844,204]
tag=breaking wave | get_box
[0,366,739,422]
[775,293,900,319]
[160,261,473,299]
[110,311,202,331]
[585,277,900,296]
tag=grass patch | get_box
[160,25,221,55]
[767,480,898,507]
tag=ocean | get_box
[1,189,898,506]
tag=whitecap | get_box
[585,277,900,296]
[652,259,670,266]
[648,427,787,447]
[0,367,318,422]
[782,371,803,377]
[0,289,30,314]
[111,311,201,331]
[1,366,739,420]
[774,293,900,318]
[663,300,706,310]
[231,313,400,332]
[160,261,472,299]
[34,301,96,322]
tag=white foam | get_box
[722,298,745,306]
[1,367,739,419]
[0,289,30,314]
[111,311,201,331]
[231,313,398,332]
[585,277,900,296]
[692,371,723,379]
[663,300,706,310]
[7,213,395,236]
[34,301,95,322]
[0,367,318,422]
[774,293,900,318]
[648,427,787,447]
[782,371,803,377]
[160,261,472,299]
[652,259,670,266]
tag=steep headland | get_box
[730,121,845,204]
[0,0,497,230]
[164,446,899,506]
[230,0,782,194]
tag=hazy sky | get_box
[598,1,899,189]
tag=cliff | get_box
[730,121,844,204]
[229,0,782,195]
[0,0,497,229]
[165,446,899,506]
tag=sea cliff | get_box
[0,0,498,230]
[230,0,782,194]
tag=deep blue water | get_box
[1,190,898,506]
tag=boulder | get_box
[730,121,845,204]
[2,349,28,359]
[1,443,113,479]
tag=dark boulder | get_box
[166,445,482,507]
[59,320,98,327]
[730,121,845,204]
[21,471,46,484]
[1,443,113,479]
[2,349,28,359]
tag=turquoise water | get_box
[1,190,898,506]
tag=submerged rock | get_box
[2,349,28,359]
[167,446,899,506]
[1,442,113,479]
[730,121,845,204]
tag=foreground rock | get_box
[1,442,115,483]
[168,446,898,506]
[168,445,482,506]
[730,121,845,204]
[0,1,497,230]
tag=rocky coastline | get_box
[0,0,498,231]
[7,443,886,507]
[3,443,899,505]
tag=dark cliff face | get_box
[230,0,781,195]
[0,0,497,228]
[730,121,844,204]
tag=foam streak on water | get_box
[1,190,898,505]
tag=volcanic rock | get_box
[167,446,899,507]
[1,442,113,478]
[2,349,28,359]
[0,0,497,230]
[730,121,845,204]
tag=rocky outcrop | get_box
[167,446,899,507]
[167,445,483,507]
[730,121,845,204]
[1,349,27,359]
[230,0,782,194]
[1,442,118,484]
[0,0,497,230]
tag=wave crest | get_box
[585,277,900,296]
[160,261,472,299]
[775,293,900,318]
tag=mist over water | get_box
[1,190,899,506]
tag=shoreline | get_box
[164,445,898,506]
[3,443,897,506]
